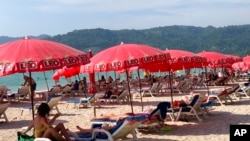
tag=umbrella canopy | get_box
[83,43,170,72]
[0,37,90,119]
[0,37,89,76]
[80,43,170,113]
[197,51,229,68]
[52,66,80,81]
[243,55,250,62]
[232,61,247,70]
[166,49,206,70]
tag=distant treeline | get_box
[1,25,250,56]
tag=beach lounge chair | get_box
[34,138,52,141]
[109,89,129,104]
[205,89,232,106]
[62,85,73,95]
[155,83,164,96]
[140,82,159,97]
[235,84,250,98]
[174,94,204,122]
[21,96,62,115]
[0,103,10,122]
[39,96,62,113]
[15,86,30,101]
[68,114,147,141]
[0,85,12,102]
[79,95,95,108]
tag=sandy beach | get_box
[1,86,250,141]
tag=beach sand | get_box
[1,89,250,141]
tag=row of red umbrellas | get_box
[0,37,247,115]
[232,55,250,71]
[52,47,246,80]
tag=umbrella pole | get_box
[126,68,134,114]
[28,72,35,120]
[168,64,175,121]
[114,71,118,88]
[137,69,144,112]
[205,67,210,96]
[43,72,50,92]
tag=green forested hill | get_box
[45,25,250,56]
[1,25,250,56]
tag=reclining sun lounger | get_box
[68,114,147,141]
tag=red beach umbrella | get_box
[232,61,246,70]
[0,37,90,119]
[88,43,169,72]
[243,55,250,62]
[197,51,229,68]
[0,37,89,75]
[165,49,205,70]
[52,66,81,81]
[82,43,169,113]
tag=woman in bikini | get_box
[22,103,72,141]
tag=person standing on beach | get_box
[23,75,37,97]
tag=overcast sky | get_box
[1,0,250,37]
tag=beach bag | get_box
[17,132,34,141]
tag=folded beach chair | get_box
[0,103,10,122]
[68,114,147,141]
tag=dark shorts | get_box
[31,83,37,91]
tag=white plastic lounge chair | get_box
[34,138,52,141]
[15,86,30,101]
[0,103,10,122]
[141,82,159,97]
[78,95,95,108]
[0,85,11,102]
[109,89,129,104]
[205,89,232,106]
[68,115,147,141]
[235,84,250,98]
[174,94,204,122]
[21,96,62,115]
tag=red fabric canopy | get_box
[197,51,229,68]
[0,37,89,76]
[52,66,80,81]
[80,43,170,72]
[166,49,207,70]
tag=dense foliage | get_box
[1,25,250,56]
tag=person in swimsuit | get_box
[22,103,72,141]
[23,75,37,98]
